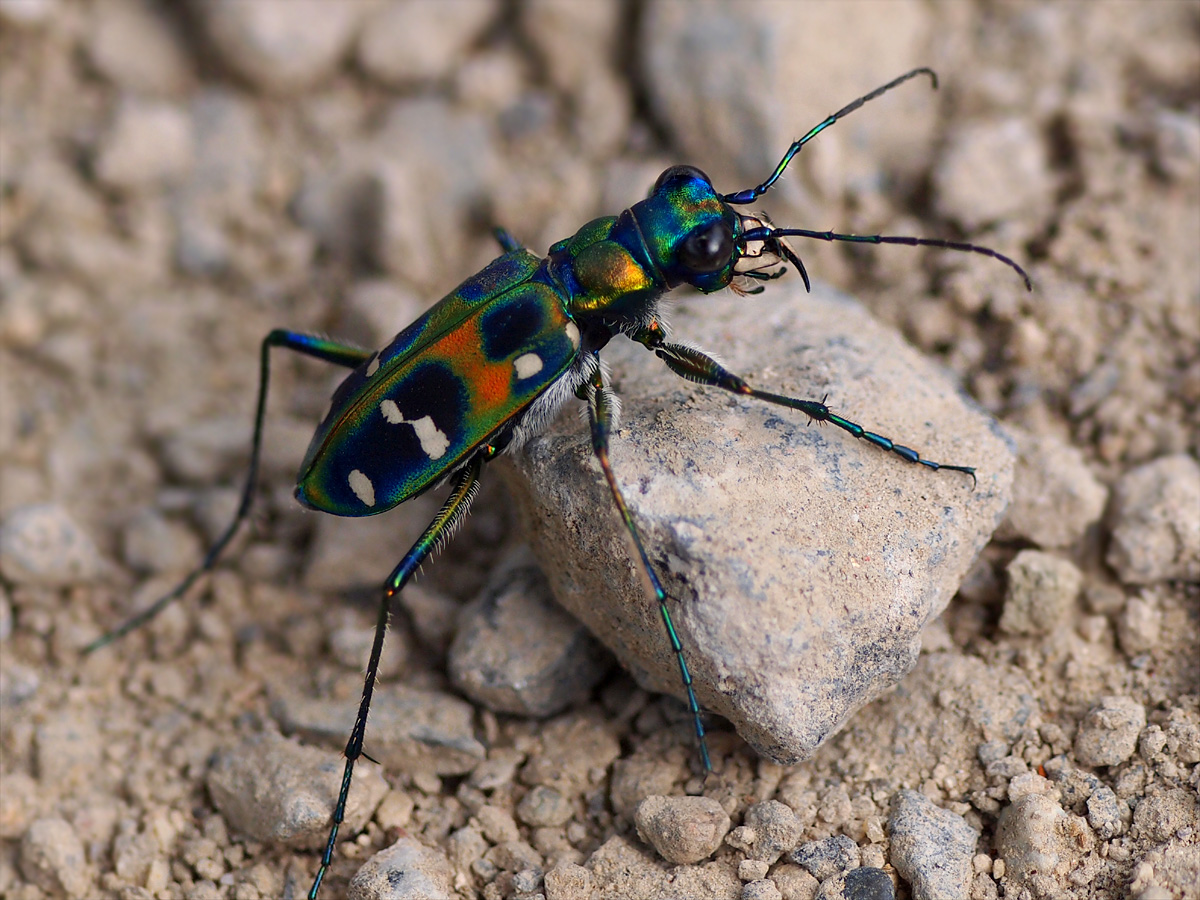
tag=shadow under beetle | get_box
[89,68,1031,896]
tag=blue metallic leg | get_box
[309,454,482,899]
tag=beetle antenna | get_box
[741,225,1033,290]
[722,67,937,205]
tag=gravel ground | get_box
[0,2,1197,900]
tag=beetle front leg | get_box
[634,328,976,483]
[583,363,712,772]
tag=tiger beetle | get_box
[88,68,1031,896]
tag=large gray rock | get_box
[504,281,1013,764]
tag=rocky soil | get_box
[1,2,1196,899]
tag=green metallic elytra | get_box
[295,267,580,517]
[87,69,1032,899]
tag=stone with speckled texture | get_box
[504,281,1013,764]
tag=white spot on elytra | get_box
[514,352,543,379]
[365,355,380,377]
[379,399,449,459]
[380,399,403,423]
[348,469,375,506]
[411,416,449,458]
[565,320,581,349]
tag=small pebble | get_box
[196,0,364,94]
[1086,786,1125,839]
[517,785,573,828]
[0,661,40,707]
[519,714,621,795]
[995,793,1078,889]
[1000,550,1082,635]
[348,837,455,900]
[818,866,895,900]
[544,862,592,900]
[1116,594,1163,656]
[485,839,543,873]
[0,0,57,27]
[888,790,977,900]
[1085,582,1127,615]
[0,504,105,586]
[1074,696,1146,767]
[515,868,545,893]
[790,834,859,881]
[742,877,784,900]
[206,732,387,849]
[977,740,1009,766]
[771,863,819,900]
[19,817,95,899]
[477,804,521,844]
[985,755,1028,780]
[1164,709,1200,764]
[1132,786,1198,843]
[94,98,193,190]
[741,800,802,863]
[158,416,255,484]
[521,0,623,92]
[85,0,193,94]
[357,0,498,86]
[447,825,488,871]
[1006,430,1108,548]
[634,794,731,865]
[1151,107,1200,182]
[470,750,523,791]
[1139,725,1169,761]
[1107,454,1200,584]
[860,844,885,870]
[448,549,611,717]
[739,859,770,881]
[392,582,460,653]
[1043,756,1103,811]
[374,789,415,831]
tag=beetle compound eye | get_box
[679,221,734,274]
[652,164,711,195]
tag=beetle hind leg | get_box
[309,454,484,898]
[85,331,373,653]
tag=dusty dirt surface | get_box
[1,2,1196,899]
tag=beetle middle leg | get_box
[582,363,712,772]
[493,226,523,253]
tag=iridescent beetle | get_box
[90,69,1031,896]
